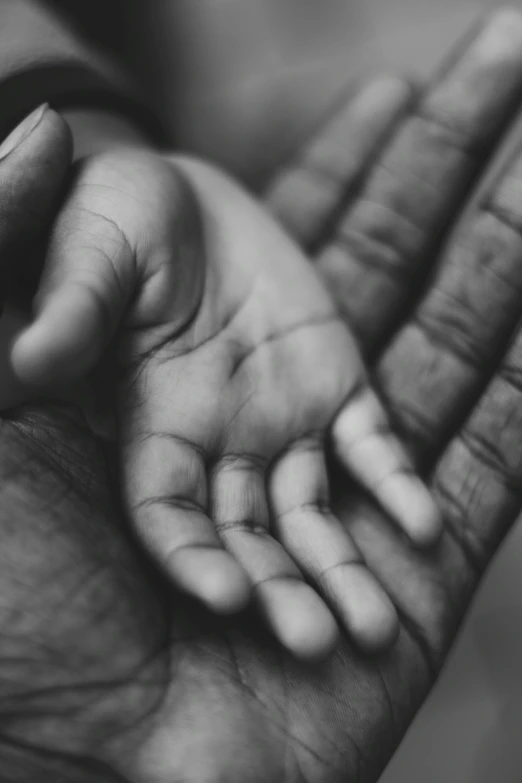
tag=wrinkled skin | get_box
[5,10,522,783]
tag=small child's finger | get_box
[135,498,252,614]
[256,578,339,661]
[332,383,442,547]
[126,435,251,614]
[210,452,339,660]
[222,529,340,660]
[270,437,399,652]
[167,545,251,615]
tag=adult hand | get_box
[4,9,522,783]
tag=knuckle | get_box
[215,519,269,537]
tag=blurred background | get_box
[118,0,510,187]
[61,1,522,779]
[65,0,502,186]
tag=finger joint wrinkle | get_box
[432,478,483,576]
[129,431,208,463]
[133,493,207,516]
[327,230,410,284]
[460,430,522,492]
[412,106,484,157]
[215,519,269,537]
[411,311,486,368]
[485,201,522,238]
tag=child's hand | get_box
[12,150,441,660]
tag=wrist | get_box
[61,108,153,160]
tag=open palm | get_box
[4,10,522,783]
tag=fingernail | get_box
[0,104,49,160]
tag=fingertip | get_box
[403,480,443,550]
[408,495,444,549]
[168,547,252,615]
[11,322,55,387]
[256,579,339,662]
[0,105,72,173]
[207,561,252,615]
[289,617,340,663]
[329,564,400,654]
[353,599,400,654]
[27,106,73,166]
[12,315,82,388]
[282,609,340,663]
[12,285,108,387]
[378,473,443,549]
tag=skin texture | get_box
[4,8,522,783]
[0,108,72,405]
[8,127,441,658]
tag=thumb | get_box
[0,105,72,300]
[11,168,136,388]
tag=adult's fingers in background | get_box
[264,76,415,252]
[378,141,522,463]
[332,125,522,663]
[433,327,522,581]
[316,8,522,356]
[347,309,522,665]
